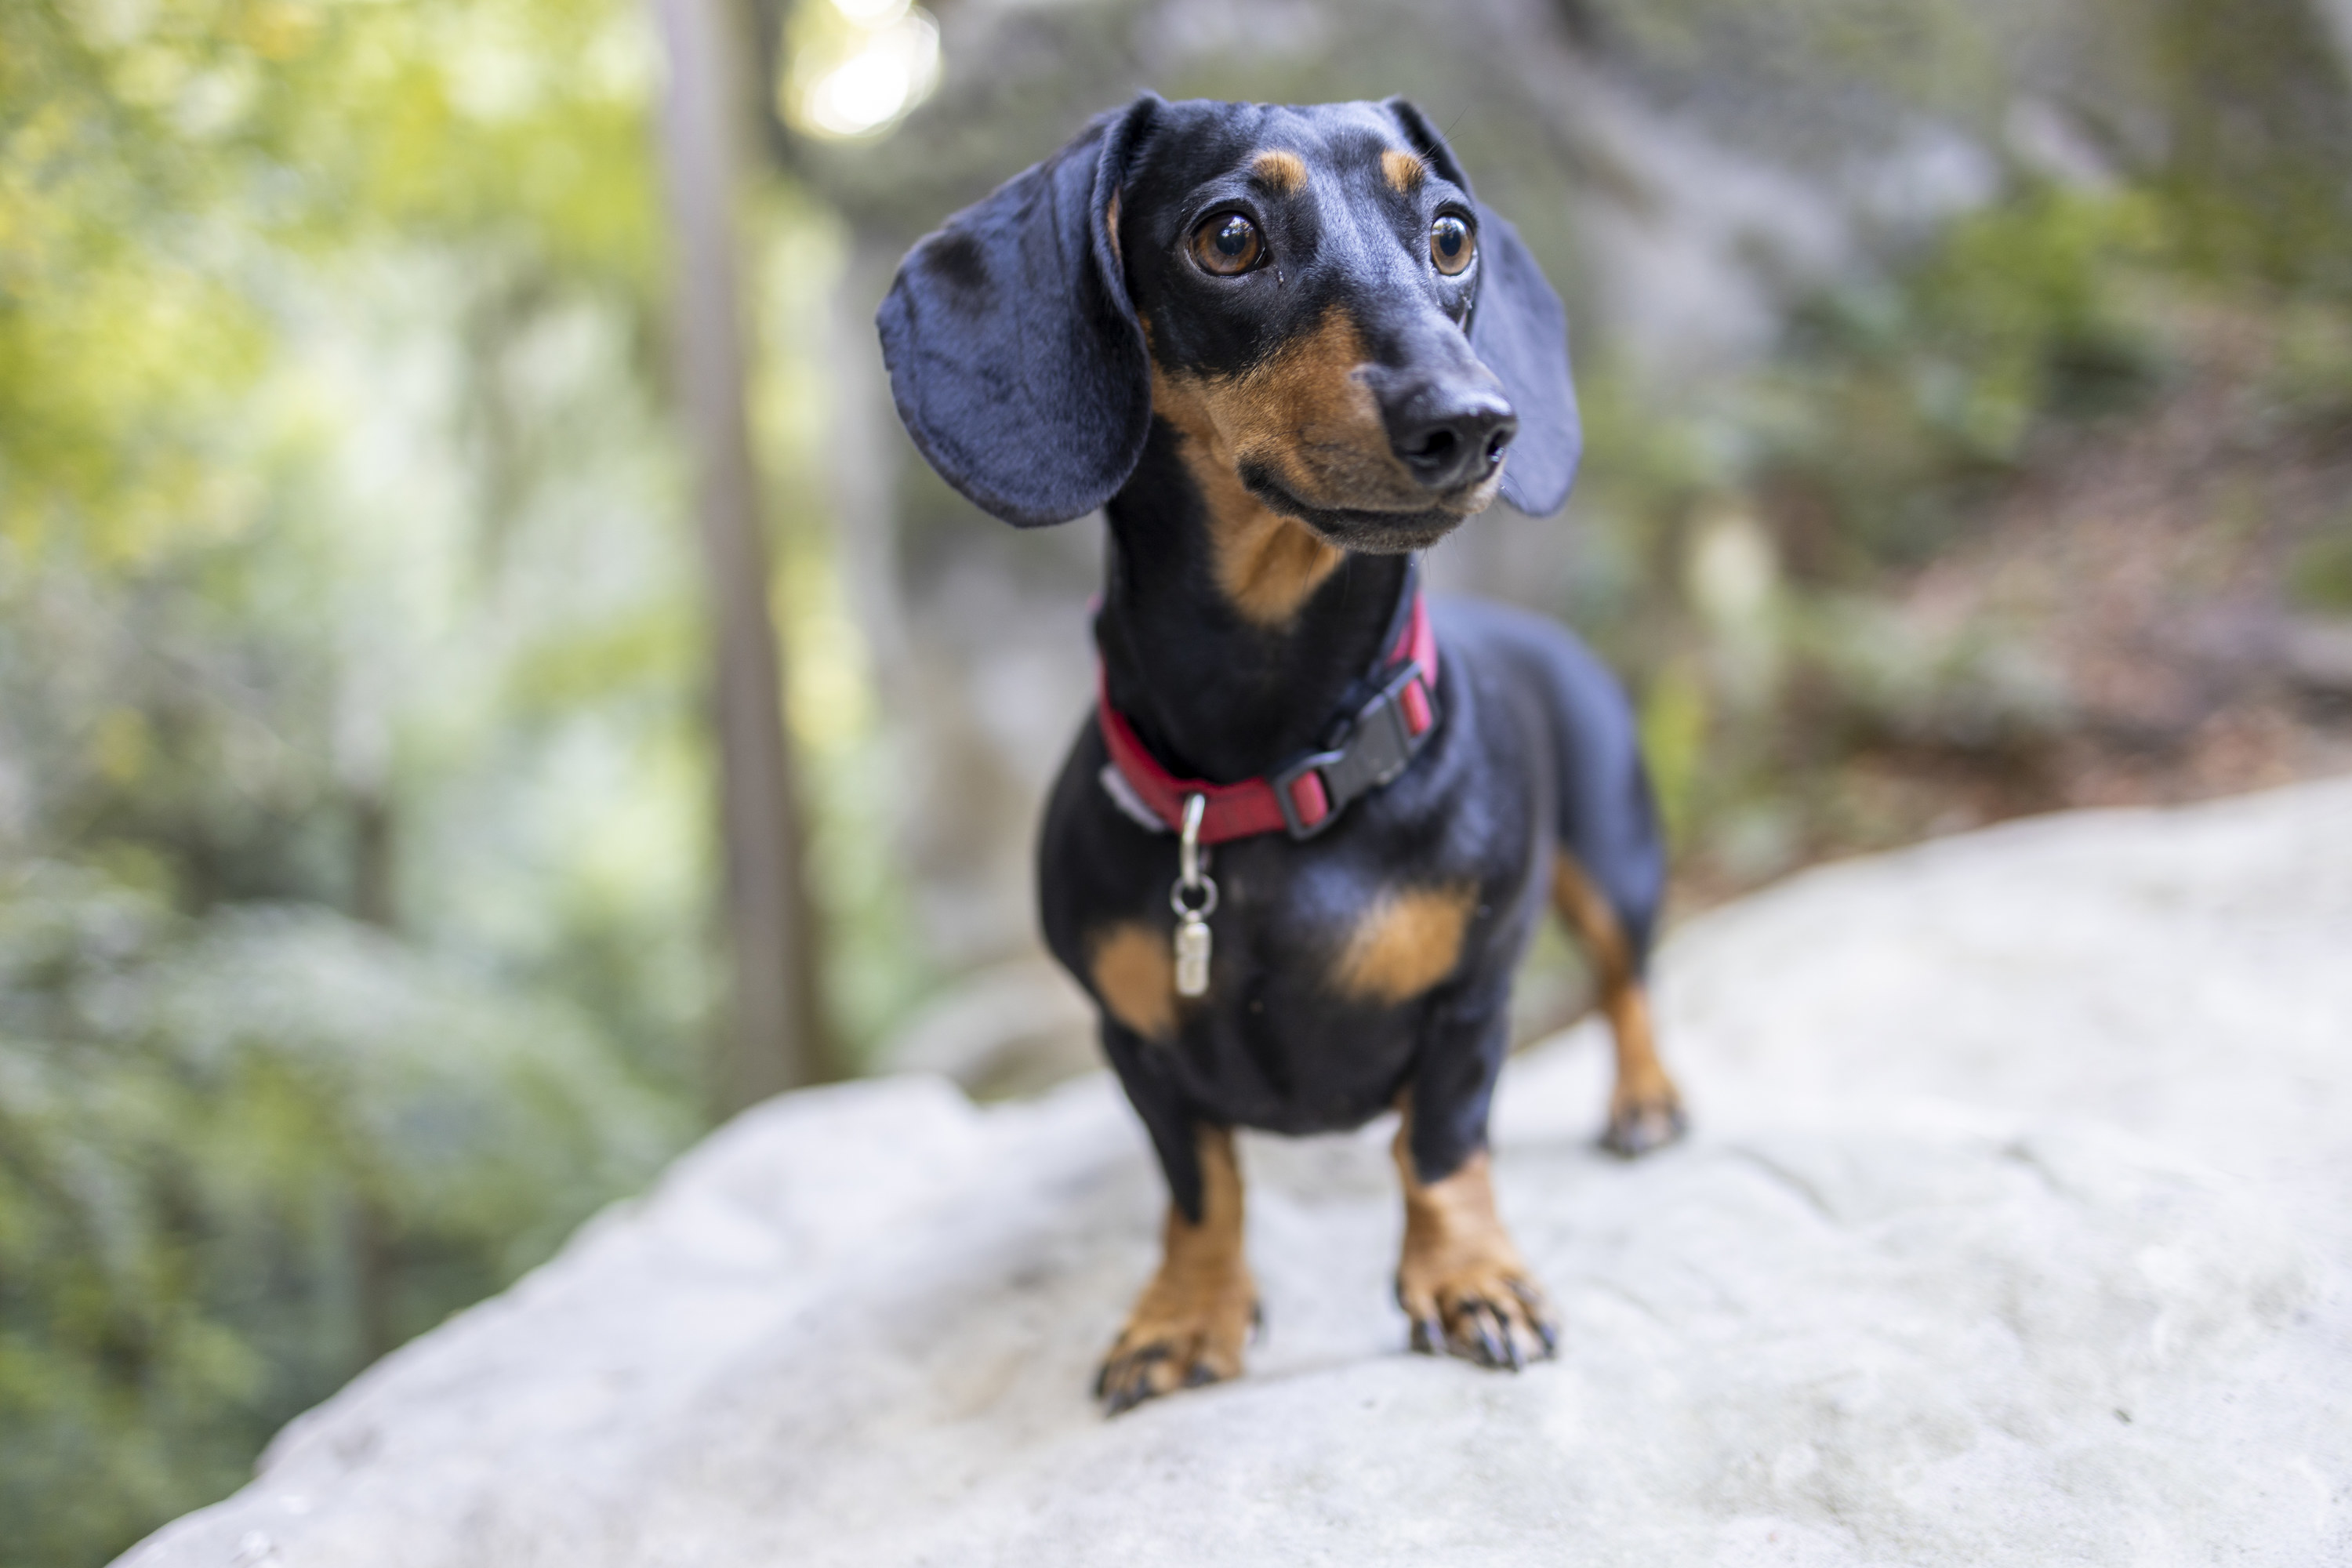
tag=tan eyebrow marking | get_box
[1251,150,1308,194]
[1381,149,1427,194]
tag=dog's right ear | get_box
[877,96,1161,528]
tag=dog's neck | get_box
[1095,420,1413,783]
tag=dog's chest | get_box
[1109,829,1512,1128]
[1203,845,1483,1009]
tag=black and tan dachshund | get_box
[879,94,1685,1414]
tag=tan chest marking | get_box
[1090,920,1177,1040]
[1331,882,1478,1004]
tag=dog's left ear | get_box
[877,96,1162,528]
[1386,99,1584,518]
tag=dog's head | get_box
[878,95,1581,550]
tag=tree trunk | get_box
[652,0,832,1108]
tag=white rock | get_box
[122,779,2352,1567]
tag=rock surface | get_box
[125,780,2352,1567]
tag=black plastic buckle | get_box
[1272,746,1347,840]
[1269,665,1439,840]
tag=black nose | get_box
[1385,386,1517,491]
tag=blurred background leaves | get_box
[5,0,713,1556]
[3,0,2350,1561]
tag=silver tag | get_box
[1174,916,1212,998]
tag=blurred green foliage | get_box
[1569,161,2343,885]
[2,0,938,1543]
[2290,520,2352,614]
[1570,180,2172,630]
[2150,0,2352,296]
[1754,186,2167,573]
[0,866,687,1566]
[0,0,771,1560]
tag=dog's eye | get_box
[1190,214,1264,277]
[1430,216,1475,276]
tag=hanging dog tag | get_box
[1170,793,1217,1000]
[1174,913,1212,997]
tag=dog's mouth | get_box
[1239,460,1502,554]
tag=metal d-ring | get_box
[1171,793,1218,918]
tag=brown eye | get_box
[1430,215,1474,275]
[1190,213,1263,276]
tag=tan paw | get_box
[1097,1127,1257,1416]
[1396,1254,1558,1370]
[1392,1142,1559,1370]
[1094,1281,1258,1415]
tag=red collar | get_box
[1096,585,1441,844]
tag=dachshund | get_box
[879,94,1684,1414]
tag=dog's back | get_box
[1435,596,1666,960]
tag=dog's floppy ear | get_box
[877,96,1161,528]
[1386,98,1584,518]
[1467,207,1583,517]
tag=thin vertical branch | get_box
[652,0,832,1106]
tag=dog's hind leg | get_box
[1508,612,1686,1156]
[1473,603,1684,1155]
[1552,851,1685,1156]
[1095,1123,1258,1415]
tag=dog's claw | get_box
[1472,1308,1507,1368]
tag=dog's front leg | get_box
[1392,1059,1559,1370]
[1096,1123,1258,1414]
